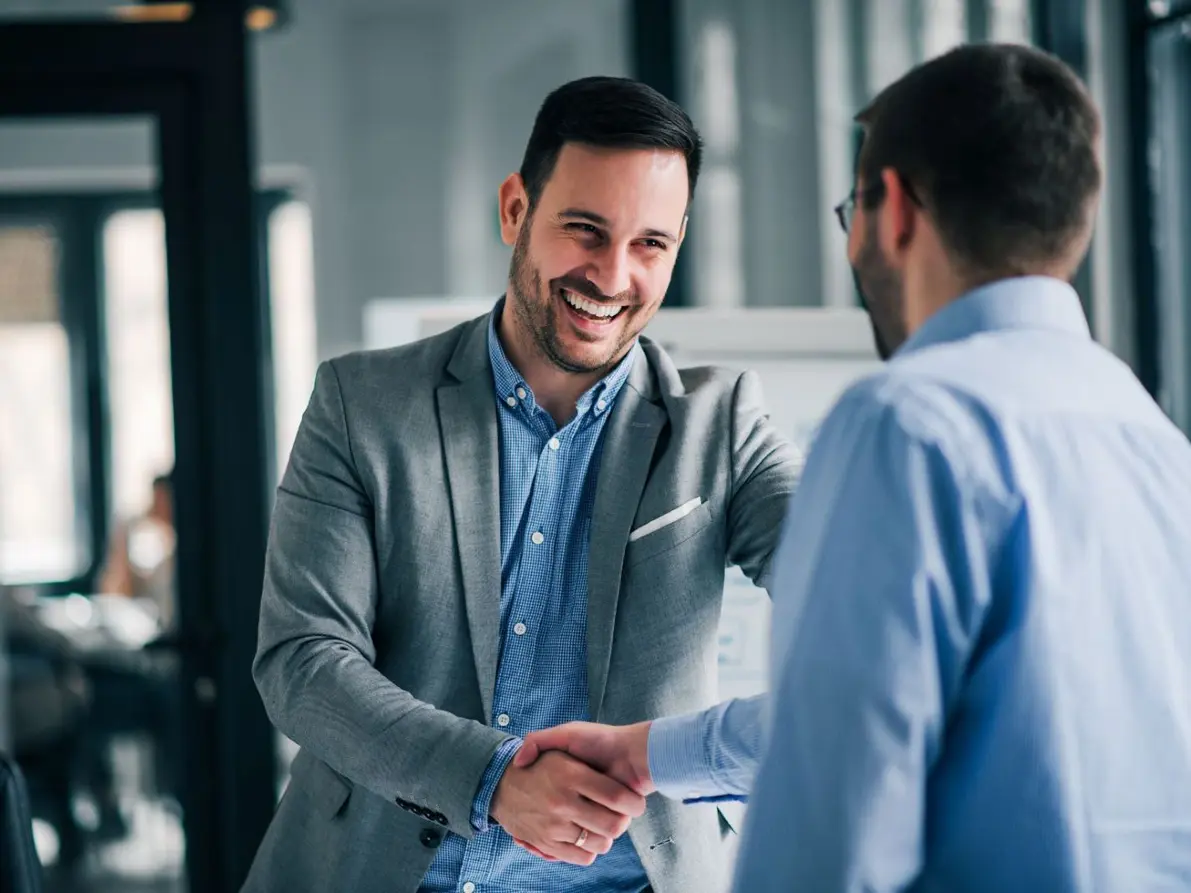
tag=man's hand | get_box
[490,750,646,866]
[513,721,654,796]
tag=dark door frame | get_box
[630,0,692,307]
[0,8,275,891]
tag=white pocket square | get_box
[628,497,704,543]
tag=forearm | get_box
[255,489,511,838]
[255,633,511,837]
[647,694,766,801]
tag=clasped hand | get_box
[490,721,653,866]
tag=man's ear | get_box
[499,173,530,247]
[877,167,917,260]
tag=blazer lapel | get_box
[437,316,502,719]
[587,357,665,720]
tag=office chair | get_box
[0,751,43,893]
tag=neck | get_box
[903,255,977,338]
[497,300,607,426]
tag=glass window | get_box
[0,223,87,583]
[1150,19,1191,431]
[103,209,175,522]
[1149,1,1191,19]
[103,198,319,498]
[268,199,318,475]
[690,19,744,309]
[681,0,1042,309]
[989,0,1033,41]
[920,0,967,62]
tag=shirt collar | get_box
[896,276,1091,358]
[486,300,638,419]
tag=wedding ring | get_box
[574,828,589,848]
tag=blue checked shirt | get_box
[419,311,650,893]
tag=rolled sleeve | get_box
[470,736,523,834]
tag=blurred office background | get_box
[0,0,1187,891]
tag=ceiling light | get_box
[110,2,286,31]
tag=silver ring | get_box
[574,828,589,848]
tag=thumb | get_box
[512,724,578,768]
[511,737,540,768]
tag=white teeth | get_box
[563,289,623,319]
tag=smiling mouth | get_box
[560,288,627,322]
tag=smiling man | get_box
[244,77,801,893]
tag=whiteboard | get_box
[363,298,881,698]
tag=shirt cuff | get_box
[647,696,766,803]
[648,711,714,801]
[470,736,523,834]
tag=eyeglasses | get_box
[833,183,885,234]
[833,177,922,234]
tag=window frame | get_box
[0,187,290,593]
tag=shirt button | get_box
[530,531,545,545]
[513,622,527,636]
[496,713,510,727]
[516,387,527,400]
[463,884,476,893]
[596,399,607,411]
[505,396,516,407]
[548,437,560,451]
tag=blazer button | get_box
[419,828,443,849]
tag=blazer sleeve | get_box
[253,359,511,839]
[726,370,803,593]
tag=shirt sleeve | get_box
[470,736,523,834]
[731,380,1004,893]
[647,694,766,802]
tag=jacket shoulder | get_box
[325,316,482,396]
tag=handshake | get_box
[489,721,653,866]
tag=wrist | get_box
[646,711,710,801]
[627,721,655,795]
[474,737,522,833]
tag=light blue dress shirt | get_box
[649,277,1191,892]
[421,308,650,893]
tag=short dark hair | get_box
[519,76,703,209]
[855,43,1101,279]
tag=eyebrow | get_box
[557,208,678,243]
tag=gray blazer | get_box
[244,311,800,893]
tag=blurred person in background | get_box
[99,470,175,632]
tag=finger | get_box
[512,739,540,769]
[521,724,579,758]
[573,766,648,819]
[512,837,556,861]
[536,840,597,867]
[567,798,633,840]
[569,826,614,857]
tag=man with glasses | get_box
[514,43,1191,891]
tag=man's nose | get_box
[585,243,633,299]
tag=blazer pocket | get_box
[625,498,715,567]
[303,757,352,819]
